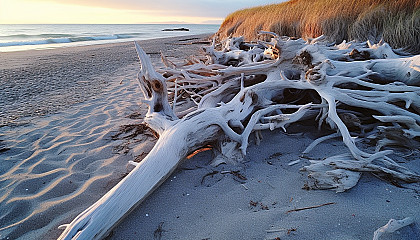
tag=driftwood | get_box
[58,32,420,239]
[286,202,336,213]
[373,217,414,240]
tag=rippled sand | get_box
[0,35,209,239]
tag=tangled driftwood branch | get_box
[58,33,420,239]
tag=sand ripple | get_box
[0,64,148,239]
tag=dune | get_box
[216,0,420,54]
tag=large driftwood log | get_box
[58,33,420,239]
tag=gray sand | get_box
[0,34,210,239]
[0,34,209,127]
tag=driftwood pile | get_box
[58,32,420,239]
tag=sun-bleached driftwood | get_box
[373,217,414,240]
[59,33,420,238]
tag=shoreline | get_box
[0,24,220,53]
[0,34,212,128]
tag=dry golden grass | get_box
[217,0,420,53]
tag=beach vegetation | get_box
[217,0,420,53]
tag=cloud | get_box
[41,0,279,18]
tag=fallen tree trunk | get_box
[57,42,270,240]
[57,115,221,239]
[58,33,420,239]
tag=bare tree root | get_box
[58,34,420,239]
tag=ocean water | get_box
[0,24,220,52]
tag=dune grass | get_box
[217,0,420,53]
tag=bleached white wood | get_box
[58,117,222,239]
[59,35,420,239]
[373,217,414,240]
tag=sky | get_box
[0,0,281,24]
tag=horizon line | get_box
[0,23,222,25]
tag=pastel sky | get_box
[0,0,281,24]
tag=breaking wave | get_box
[0,33,143,47]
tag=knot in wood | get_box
[152,80,163,92]
[305,68,325,85]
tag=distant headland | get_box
[162,27,190,31]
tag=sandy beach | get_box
[1,33,420,240]
[0,34,209,239]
